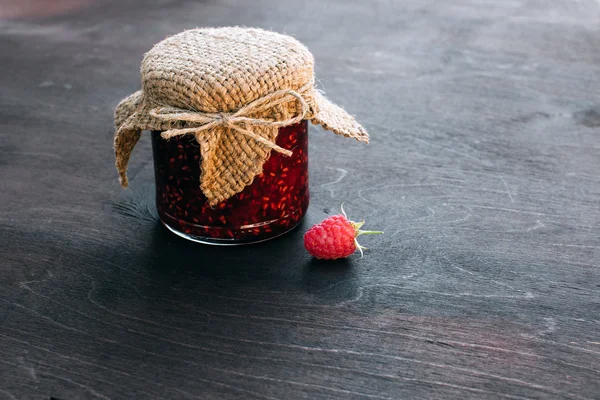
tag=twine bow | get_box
[149,87,310,157]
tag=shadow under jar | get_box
[151,121,309,245]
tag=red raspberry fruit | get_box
[304,207,383,260]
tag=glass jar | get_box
[151,121,309,244]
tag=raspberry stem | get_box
[357,230,384,236]
[339,204,383,258]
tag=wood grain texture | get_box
[1,0,599,399]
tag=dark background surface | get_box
[1,0,599,399]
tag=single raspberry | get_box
[304,205,383,260]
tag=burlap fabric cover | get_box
[114,27,369,205]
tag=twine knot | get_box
[215,113,232,125]
[148,86,311,157]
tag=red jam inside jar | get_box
[151,121,309,244]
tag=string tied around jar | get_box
[148,85,312,158]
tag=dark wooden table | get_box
[2,0,599,399]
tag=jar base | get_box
[160,217,304,246]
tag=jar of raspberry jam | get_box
[152,121,309,244]
[113,28,369,245]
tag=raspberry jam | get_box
[151,121,309,244]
